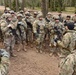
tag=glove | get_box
[54,38,59,43]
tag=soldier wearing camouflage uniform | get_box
[72,12,76,23]
[45,12,53,41]
[25,12,33,47]
[49,16,64,47]
[33,14,46,53]
[16,14,27,52]
[0,13,16,57]
[10,10,17,23]
[0,49,10,75]
[55,22,76,75]
[64,16,73,26]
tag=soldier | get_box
[16,14,27,52]
[64,16,73,26]
[72,12,76,23]
[32,12,38,42]
[58,12,63,23]
[10,10,17,23]
[49,16,64,47]
[0,13,16,57]
[32,11,38,23]
[45,12,53,41]
[33,14,46,53]
[55,22,76,75]
[0,49,10,75]
[25,12,33,47]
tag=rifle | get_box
[9,27,18,38]
[53,26,63,40]
[25,19,32,30]
[17,22,26,38]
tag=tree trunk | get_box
[4,0,7,10]
[41,0,48,18]
[21,0,25,10]
[16,0,19,12]
[9,0,11,9]
[75,0,76,12]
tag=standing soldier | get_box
[33,14,46,53]
[0,13,16,57]
[58,12,63,23]
[16,14,27,52]
[45,12,53,41]
[0,49,10,75]
[10,10,17,23]
[25,12,33,47]
[72,12,76,23]
[49,16,64,47]
[32,12,38,42]
[55,22,76,75]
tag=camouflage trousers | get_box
[4,36,15,55]
[49,34,57,46]
[36,33,45,50]
[44,28,50,40]
[26,29,33,44]
[59,53,76,75]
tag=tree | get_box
[9,0,12,9]
[16,0,19,12]
[41,0,48,18]
[21,0,25,10]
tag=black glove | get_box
[54,26,57,30]
[54,38,59,43]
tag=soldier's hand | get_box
[7,24,12,28]
[54,38,59,43]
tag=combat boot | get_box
[40,50,43,54]
[17,43,22,52]
[23,44,27,52]
[10,51,17,57]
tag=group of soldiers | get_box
[0,7,76,75]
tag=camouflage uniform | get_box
[33,14,46,53]
[25,12,33,46]
[16,14,27,52]
[57,23,76,75]
[32,12,38,42]
[64,16,73,26]
[49,19,64,47]
[72,15,76,23]
[45,12,53,41]
[0,49,10,75]
[0,13,16,57]
[10,10,17,23]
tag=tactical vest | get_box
[37,20,45,34]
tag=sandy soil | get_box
[8,46,60,75]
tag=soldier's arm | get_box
[57,33,70,48]
[22,19,27,29]
[33,20,38,33]
[1,22,9,33]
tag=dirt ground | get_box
[6,45,60,75]
[0,42,60,75]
